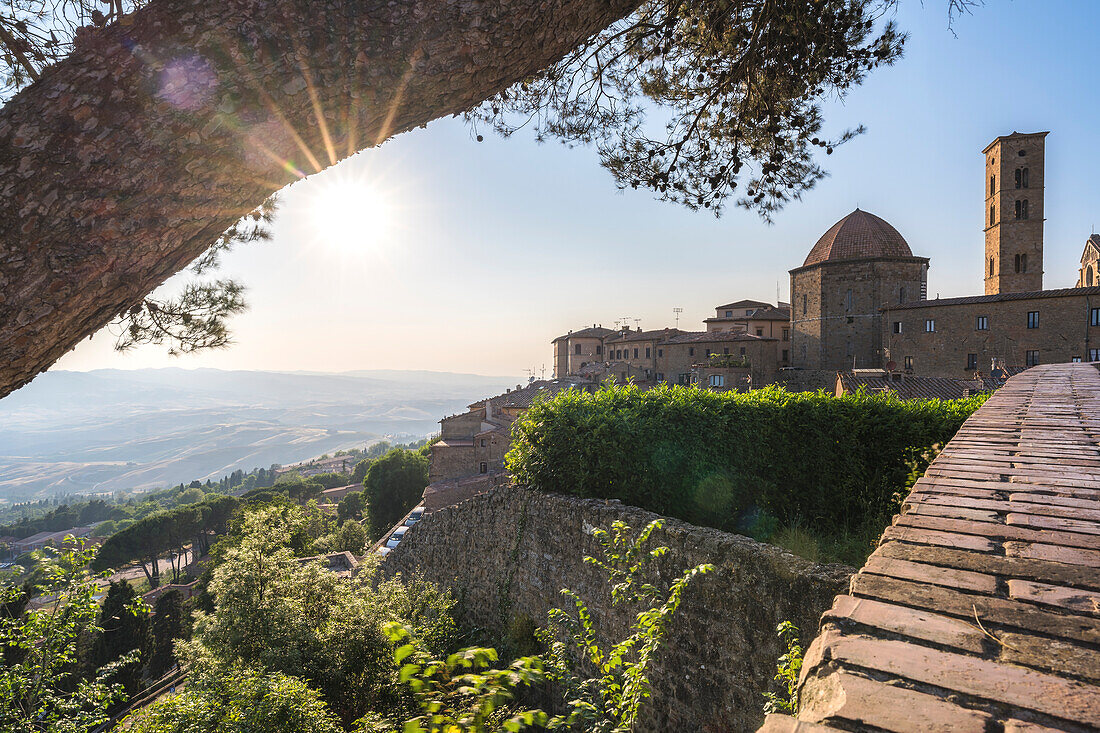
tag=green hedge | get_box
[506,384,986,538]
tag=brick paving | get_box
[759,363,1100,732]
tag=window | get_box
[989,257,995,276]
[1014,253,1021,272]
[656,373,665,382]
[595,345,601,355]
[967,353,978,370]
[688,347,694,357]
[893,321,902,334]
[1026,350,1040,367]
[1015,168,1021,189]
[739,347,746,356]
[657,348,663,357]
[1091,308,1100,327]
[990,204,996,225]
[480,438,486,447]
[723,347,729,355]
[645,347,651,358]
[1022,200,1029,219]
[904,356,913,370]
[1090,349,1100,362]
[756,328,764,337]
[1088,267,1095,287]
[782,349,789,361]
[745,309,753,316]
[1015,200,1021,219]
[802,295,807,315]
[575,344,582,354]
[725,310,733,318]
[1073,356,1082,363]
[976,316,988,330]
[479,462,488,474]
[845,289,853,312]
[925,319,935,332]
[900,286,906,303]
[1027,311,1039,329]
[990,174,995,195]
[708,375,725,387]
[782,328,789,341]
[1022,167,1029,188]
[705,348,712,357]
[1021,253,1028,272]
[633,348,638,359]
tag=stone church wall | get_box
[384,486,853,732]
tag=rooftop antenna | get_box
[776,281,780,306]
[673,307,683,327]
[633,318,641,330]
[540,364,547,380]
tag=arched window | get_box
[1015,200,1021,219]
[990,174,995,195]
[990,204,996,225]
[989,257,995,276]
[1021,253,1028,273]
[1022,168,1029,188]
[1022,199,1029,219]
[1015,168,1022,188]
[1087,266,1094,287]
[802,294,807,315]
[1014,254,1021,273]
[900,286,906,303]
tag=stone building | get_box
[601,327,684,381]
[789,209,929,372]
[704,300,791,341]
[881,132,1100,378]
[656,331,780,387]
[552,326,614,378]
[984,131,1047,295]
[1075,234,1100,287]
[430,378,595,483]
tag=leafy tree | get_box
[378,624,547,733]
[337,490,367,523]
[86,581,151,700]
[185,504,459,727]
[351,459,372,484]
[124,666,342,733]
[313,472,351,490]
[147,590,186,679]
[363,449,429,539]
[176,487,204,505]
[320,520,368,555]
[0,541,126,732]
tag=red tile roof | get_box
[661,331,775,344]
[604,328,683,344]
[803,209,915,267]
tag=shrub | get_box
[508,384,985,544]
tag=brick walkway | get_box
[760,363,1100,733]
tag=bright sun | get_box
[311,179,392,250]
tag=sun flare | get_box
[311,179,392,251]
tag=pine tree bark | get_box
[0,0,640,398]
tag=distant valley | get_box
[0,368,517,501]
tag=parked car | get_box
[385,525,408,549]
[404,506,425,526]
[376,546,392,557]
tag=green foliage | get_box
[187,505,459,728]
[377,624,548,733]
[314,472,352,490]
[352,459,373,484]
[364,449,429,539]
[148,590,187,679]
[124,666,342,733]
[319,520,369,555]
[763,622,803,716]
[508,384,986,560]
[540,520,713,732]
[0,541,126,732]
[338,490,367,523]
[88,581,151,700]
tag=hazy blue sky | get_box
[54,1,1100,378]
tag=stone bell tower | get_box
[983,131,1048,295]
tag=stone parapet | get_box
[763,362,1100,732]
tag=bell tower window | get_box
[989,257,995,276]
[990,204,995,225]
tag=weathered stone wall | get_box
[385,486,853,732]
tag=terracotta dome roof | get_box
[802,209,913,267]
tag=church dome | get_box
[802,209,913,267]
